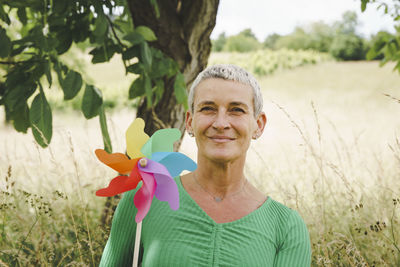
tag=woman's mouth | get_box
[209,136,234,143]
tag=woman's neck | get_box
[194,156,246,197]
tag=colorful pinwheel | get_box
[95,118,197,222]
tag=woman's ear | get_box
[185,111,194,136]
[253,112,267,139]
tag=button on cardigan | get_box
[99,177,311,266]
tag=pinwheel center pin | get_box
[139,158,148,167]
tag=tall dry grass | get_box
[1,61,400,266]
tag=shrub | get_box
[330,33,366,60]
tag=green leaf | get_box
[144,73,152,108]
[153,79,164,104]
[44,60,52,86]
[126,63,144,74]
[0,28,12,58]
[99,105,113,153]
[366,48,377,60]
[123,32,145,45]
[81,84,103,119]
[53,0,68,14]
[93,16,108,37]
[17,7,28,25]
[29,90,53,148]
[89,44,119,63]
[128,76,145,99]
[43,35,59,53]
[173,72,188,110]
[140,42,152,70]
[0,5,11,25]
[54,61,65,85]
[55,28,72,54]
[361,0,368,12]
[17,7,27,24]
[4,80,37,112]
[61,70,83,100]
[149,0,161,18]
[72,15,91,43]
[122,45,141,60]
[31,61,46,81]
[114,18,133,34]
[13,102,30,133]
[135,26,157,42]
[150,57,172,79]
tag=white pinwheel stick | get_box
[132,221,142,267]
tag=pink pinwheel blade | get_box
[138,159,179,210]
[134,171,156,222]
[153,173,179,210]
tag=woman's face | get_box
[186,78,266,164]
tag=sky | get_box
[211,0,396,41]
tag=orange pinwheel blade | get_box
[95,149,138,175]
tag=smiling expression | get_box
[186,78,266,164]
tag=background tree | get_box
[212,32,227,52]
[263,33,281,50]
[274,27,311,51]
[223,28,261,52]
[306,21,335,52]
[329,11,366,60]
[0,0,219,148]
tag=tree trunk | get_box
[128,0,219,137]
[101,0,219,226]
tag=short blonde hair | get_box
[188,64,263,116]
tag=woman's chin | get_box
[203,151,241,164]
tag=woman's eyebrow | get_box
[197,101,215,106]
[230,102,249,109]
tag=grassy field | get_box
[1,59,400,266]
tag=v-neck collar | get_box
[177,176,271,226]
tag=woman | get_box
[100,64,311,266]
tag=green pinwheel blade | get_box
[141,128,181,158]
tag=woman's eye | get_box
[200,106,214,112]
[231,108,245,113]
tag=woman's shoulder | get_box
[258,198,309,245]
[261,198,307,229]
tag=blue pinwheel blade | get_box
[152,151,197,177]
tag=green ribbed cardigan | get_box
[99,177,311,266]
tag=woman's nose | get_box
[212,111,230,130]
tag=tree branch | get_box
[104,14,129,72]
[105,15,126,49]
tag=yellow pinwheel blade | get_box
[126,118,149,159]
